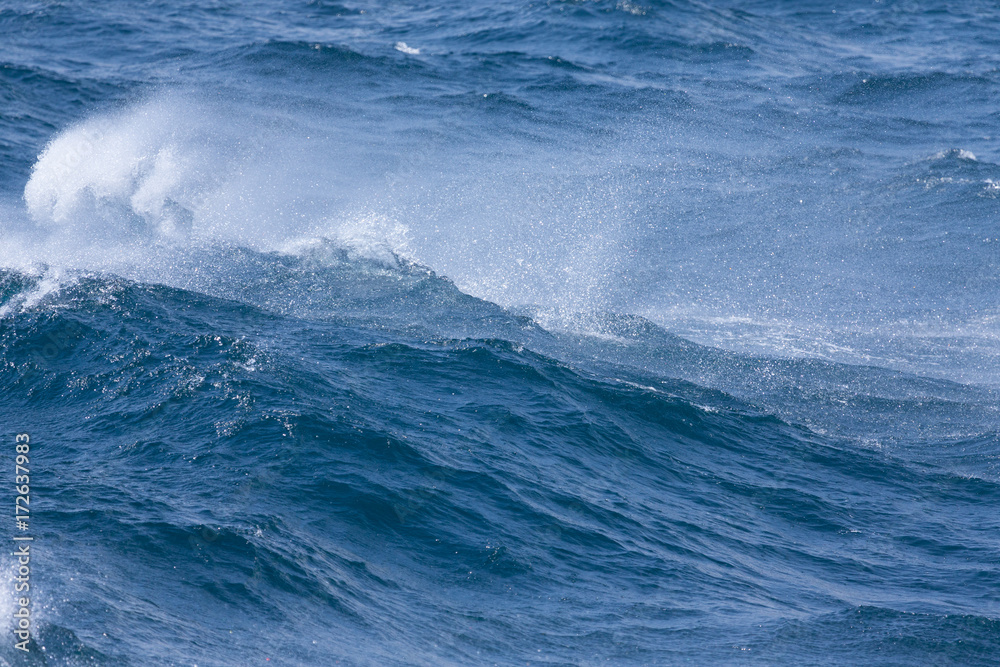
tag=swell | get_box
[2,269,998,665]
[4,2,1000,664]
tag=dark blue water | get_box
[1,1,999,664]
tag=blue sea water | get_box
[1,0,999,664]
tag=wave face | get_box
[2,1,1000,665]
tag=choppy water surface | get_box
[1,1,998,665]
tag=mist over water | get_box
[1,1,999,665]
[12,86,1000,384]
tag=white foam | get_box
[0,267,74,319]
[616,1,647,16]
[329,213,413,265]
[278,213,413,268]
[395,42,420,55]
[24,100,221,242]
[927,148,977,161]
[6,91,639,329]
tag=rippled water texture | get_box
[1,1,998,665]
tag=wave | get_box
[5,1,1000,664]
[7,91,1000,398]
[23,96,254,243]
[837,72,994,104]
[3,252,996,464]
[11,91,634,323]
[1,258,997,664]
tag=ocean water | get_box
[1,1,999,664]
